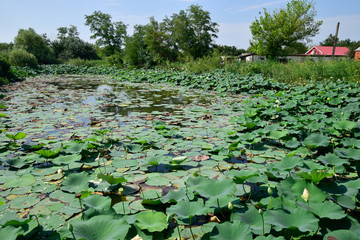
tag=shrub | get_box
[8,49,38,68]
[14,28,56,64]
[0,57,18,84]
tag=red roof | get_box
[305,46,349,56]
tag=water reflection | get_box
[54,80,208,116]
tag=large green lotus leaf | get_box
[269,130,288,140]
[303,134,330,148]
[82,194,112,211]
[146,175,170,186]
[4,174,36,188]
[0,226,22,240]
[124,143,143,153]
[2,157,28,169]
[196,178,236,198]
[226,169,259,184]
[72,215,130,240]
[161,189,194,203]
[335,148,360,160]
[135,211,168,232]
[37,149,60,158]
[297,170,333,184]
[65,142,88,154]
[6,132,26,140]
[97,173,127,185]
[52,154,82,165]
[334,120,357,131]
[324,230,359,240]
[234,206,271,235]
[167,200,207,219]
[264,207,318,233]
[291,180,326,203]
[317,153,349,167]
[209,221,252,240]
[270,156,303,171]
[298,201,345,220]
[9,195,40,209]
[285,140,300,149]
[341,138,360,148]
[61,172,90,193]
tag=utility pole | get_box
[332,22,340,59]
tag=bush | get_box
[0,57,18,84]
[14,28,56,64]
[8,49,38,68]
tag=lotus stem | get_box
[259,209,264,236]
[189,217,195,240]
[217,198,225,219]
[175,218,182,240]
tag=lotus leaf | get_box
[83,194,112,210]
[61,172,91,193]
[303,134,330,148]
[335,148,360,160]
[167,199,207,219]
[9,195,40,209]
[195,178,236,198]
[209,221,252,240]
[135,211,168,232]
[334,120,357,132]
[317,153,349,167]
[5,132,26,140]
[0,226,22,240]
[72,215,130,240]
[297,170,333,184]
[324,230,359,240]
[264,207,318,233]
[234,206,271,235]
[97,173,127,185]
[52,154,82,165]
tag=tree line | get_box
[1,1,359,72]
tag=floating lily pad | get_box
[135,211,168,232]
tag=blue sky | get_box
[1,0,359,49]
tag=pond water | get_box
[52,77,210,116]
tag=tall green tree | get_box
[13,28,56,64]
[85,11,127,56]
[167,4,218,59]
[249,0,322,58]
[51,25,98,61]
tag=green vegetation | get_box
[0,69,359,239]
[249,0,323,58]
[8,49,38,68]
[13,28,56,64]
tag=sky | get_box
[1,0,359,49]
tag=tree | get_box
[13,28,56,64]
[249,0,322,58]
[214,45,246,56]
[85,11,127,56]
[51,25,98,61]
[167,4,219,59]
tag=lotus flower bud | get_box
[301,188,311,202]
[228,202,233,211]
[258,208,263,214]
[267,185,273,195]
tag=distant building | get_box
[305,46,349,56]
[355,47,360,61]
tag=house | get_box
[305,46,349,56]
[355,47,360,61]
[238,53,266,62]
